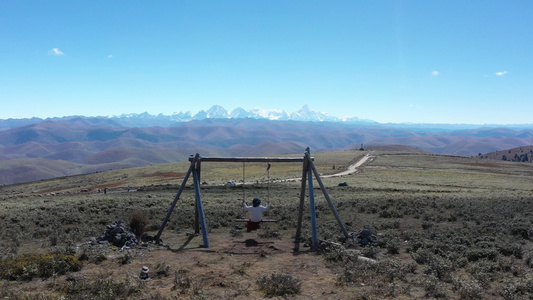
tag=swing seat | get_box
[234,219,278,222]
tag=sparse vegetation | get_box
[1,150,533,298]
[0,254,81,281]
[257,273,301,297]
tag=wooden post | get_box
[155,153,199,244]
[308,157,350,238]
[307,151,319,249]
[194,159,201,234]
[192,163,210,248]
[294,150,309,251]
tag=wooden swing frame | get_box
[155,147,349,250]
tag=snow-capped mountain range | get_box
[115,105,374,124]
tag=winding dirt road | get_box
[231,153,375,185]
[322,153,375,178]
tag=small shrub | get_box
[231,261,253,276]
[423,256,454,282]
[230,228,243,237]
[172,269,191,291]
[65,275,139,299]
[129,213,148,237]
[500,281,522,300]
[423,275,448,298]
[468,259,499,286]
[466,248,499,262]
[411,248,434,264]
[258,230,280,239]
[421,221,434,230]
[257,273,301,297]
[524,250,533,268]
[154,263,171,278]
[117,252,133,265]
[361,246,380,259]
[342,259,378,284]
[386,241,400,255]
[497,242,523,259]
[453,275,483,300]
[377,259,413,282]
[77,246,107,264]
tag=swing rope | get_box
[242,161,246,202]
[235,162,277,223]
[266,163,271,203]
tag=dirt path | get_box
[278,152,375,182]
[322,153,375,178]
[227,153,374,186]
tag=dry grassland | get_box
[1,150,533,299]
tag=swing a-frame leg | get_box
[294,147,349,251]
[155,154,209,247]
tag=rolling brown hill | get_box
[351,144,430,153]
[479,145,533,162]
[1,117,533,185]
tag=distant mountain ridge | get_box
[3,104,532,132]
[0,105,373,131]
[127,104,367,121]
[1,105,533,185]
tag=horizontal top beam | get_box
[188,156,312,163]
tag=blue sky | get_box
[1,1,531,124]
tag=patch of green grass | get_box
[0,254,81,281]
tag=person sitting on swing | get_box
[243,197,270,232]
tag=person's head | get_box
[252,197,261,207]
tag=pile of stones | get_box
[353,225,378,246]
[95,220,140,248]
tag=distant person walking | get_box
[242,197,270,232]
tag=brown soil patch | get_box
[140,231,356,299]
[460,162,506,168]
[39,182,125,193]
[143,172,185,178]
[89,182,126,190]
[11,229,365,299]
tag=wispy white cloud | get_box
[495,71,508,76]
[432,70,439,76]
[49,48,64,55]
[108,54,113,59]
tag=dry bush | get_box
[129,212,148,237]
[64,274,141,299]
[453,275,483,300]
[257,273,301,297]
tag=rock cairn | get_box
[96,220,140,248]
[139,266,149,280]
[353,225,378,246]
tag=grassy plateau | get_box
[1,150,533,299]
